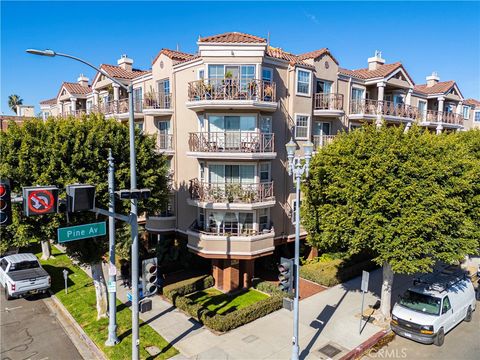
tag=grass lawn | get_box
[187,287,268,315]
[37,246,178,360]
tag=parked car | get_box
[391,266,476,346]
[0,253,51,300]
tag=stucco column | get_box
[113,84,120,101]
[93,90,99,106]
[456,101,463,115]
[405,88,413,106]
[376,82,386,128]
[404,122,412,133]
[437,96,445,122]
[70,97,77,114]
[436,124,443,135]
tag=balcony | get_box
[186,78,277,112]
[145,213,176,233]
[314,93,344,117]
[187,221,275,258]
[420,110,463,127]
[62,109,88,118]
[350,99,419,123]
[143,92,173,116]
[94,99,144,119]
[188,179,275,210]
[157,133,174,155]
[313,135,336,150]
[187,132,276,159]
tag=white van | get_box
[391,267,476,346]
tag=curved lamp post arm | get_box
[26,49,129,91]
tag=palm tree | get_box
[8,94,23,114]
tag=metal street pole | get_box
[106,149,119,346]
[127,84,140,360]
[25,49,140,359]
[292,170,301,360]
[285,138,313,360]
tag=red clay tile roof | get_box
[339,62,403,79]
[297,48,339,65]
[100,64,150,80]
[63,82,91,95]
[39,98,57,105]
[414,80,456,95]
[152,48,195,65]
[265,46,314,68]
[464,98,480,107]
[199,32,266,44]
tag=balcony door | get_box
[351,88,364,113]
[208,211,254,235]
[157,121,170,149]
[316,80,332,94]
[313,122,331,148]
[209,164,255,184]
[209,115,256,149]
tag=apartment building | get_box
[464,98,480,129]
[39,32,479,292]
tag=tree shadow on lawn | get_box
[188,290,241,314]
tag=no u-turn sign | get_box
[23,186,59,216]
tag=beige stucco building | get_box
[39,32,479,292]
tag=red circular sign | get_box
[28,190,54,214]
[0,185,5,197]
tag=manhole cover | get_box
[242,334,259,343]
[318,344,341,358]
[145,346,161,356]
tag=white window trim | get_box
[475,110,480,122]
[294,113,311,140]
[206,113,259,132]
[197,68,205,80]
[462,106,470,120]
[295,68,312,97]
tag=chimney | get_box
[426,71,440,87]
[368,50,385,71]
[77,74,89,87]
[117,54,133,71]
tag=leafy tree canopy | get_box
[0,115,169,263]
[303,125,479,275]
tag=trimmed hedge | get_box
[201,294,283,332]
[164,276,284,332]
[300,257,377,287]
[163,275,214,303]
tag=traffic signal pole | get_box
[105,149,119,346]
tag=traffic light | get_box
[0,179,12,226]
[278,257,294,293]
[141,258,158,297]
[22,186,59,216]
[66,184,96,212]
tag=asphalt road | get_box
[0,292,83,360]
[365,304,480,360]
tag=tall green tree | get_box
[0,115,169,318]
[302,125,479,319]
[7,94,23,114]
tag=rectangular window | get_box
[297,69,311,95]
[316,80,332,94]
[240,65,256,91]
[313,122,331,136]
[208,115,256,132]
[475,111,480,122]
[418,100,427,120]
[295,114,309,139]
[260,116,272,133]
[158,79,170,94]
[198,69,205,80]
[259,208,269,231]
[463,106,470,119]
[351,88,364,101]
[209,164,255,184]
[86,100,92,112]
[208,65,225,79]
[259,163,270,182]
[262,68,273,83]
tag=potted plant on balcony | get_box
[264,84,273,102]
[145,86,156,108]
[242,188,256,203]
[200,81,212,100]
[248,80,258,99]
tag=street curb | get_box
[48,291,107,360]
[339,329,390,360]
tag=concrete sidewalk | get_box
[111,268,414,359]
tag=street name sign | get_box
[58,222,106,243]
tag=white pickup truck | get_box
[0,253,51,300]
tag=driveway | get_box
[0,293,83,360]
[364,302,480,359]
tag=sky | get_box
[1,1,479,115]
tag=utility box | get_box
[66,184,96,212]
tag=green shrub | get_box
[164,275,214,303]
[201,294,283,332]
[252,279,283,295]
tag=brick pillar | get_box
[212,259,224,291]
[242,259,255,289]
[223,259,240,293]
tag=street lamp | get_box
[26,49,141,359]
[285,138,313,360]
